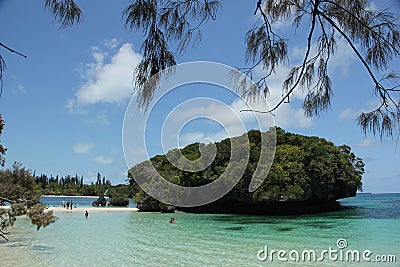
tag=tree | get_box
[96,172,102,186]
[122,0,400,139]
[0,163,57,241]
[0,0,82,97]
[0,114,57,241]
[0,115,6,167]
[0,0,399,138]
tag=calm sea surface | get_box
[0,194,399,266]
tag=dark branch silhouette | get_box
[0,42,27,58]
[0,0,399,138]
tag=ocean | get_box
[0,193,399,266]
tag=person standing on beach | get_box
[70,200,73,210]
[66,201,70,209]
[85,210,88,219]
[62,200,65,208]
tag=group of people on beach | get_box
[61,200,73,210]
[61,200,88,219]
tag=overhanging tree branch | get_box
[318,11,388,106]
[0,42,27,58]
[242,0,320,115]
[320,0,400,56]
[0,0,399,138]
[0,42,27,97]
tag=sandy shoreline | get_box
[1,206,138,212]
[48,207,139,212]
[42,195,108,198]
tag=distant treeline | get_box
[34,172,132,198]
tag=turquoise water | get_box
[40,196,137,208]
[0,194,399,266]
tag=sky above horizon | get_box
[0,0,399,193]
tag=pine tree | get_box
[1,1,399,137]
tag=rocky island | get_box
[129,127,364,214]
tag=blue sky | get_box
[0,0,399,192]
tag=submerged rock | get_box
[176,199,343,215]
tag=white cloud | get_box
[250,63,312,129]
[180,132,205,147]
[93,156,113,164]
[10,75,26,94]
[83,171,96,184]
[103,38,119,49]
[73,142,94,154]
[124,62,325,171]
[291,39,355,76]
[250,38,358,128]
[329,39,356,76]
[355,139,375,148]
[142,91,311,158]
[68,42,142,111]
[275,106,313,128]
[65,99,77,114]
[13,84,26,94]
[339,100,382,120]
[156,97,275,152]
[339,108,360,120]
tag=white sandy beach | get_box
[42,195,109,198]
[1,206,138,212]
[48,207,138,212]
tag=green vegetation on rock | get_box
[129,127,364,214]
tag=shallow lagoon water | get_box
[0,194,399,266]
